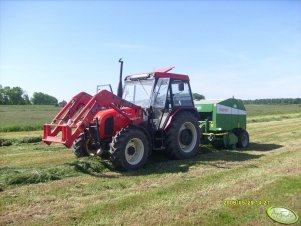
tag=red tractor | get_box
[43,60,200,170]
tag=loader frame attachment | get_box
[43,90,143,148]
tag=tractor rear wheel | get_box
[110,126,150,171]
[235,129,249,148]
[165,112,200,159]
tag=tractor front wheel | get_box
[72,134,89,158]
[166,112,200,159]
[72,134,105,158]
[110,126,149,171]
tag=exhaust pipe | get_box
[117,58,123,98]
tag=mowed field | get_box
[0,105,60,132]
[0,104,301,225]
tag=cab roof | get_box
[125,67,190,81]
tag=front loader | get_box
[43,60,201,170]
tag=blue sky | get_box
[0,0,300,101]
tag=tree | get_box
[59,100,67,107]
[31,92,58,105]
[243,98,301,105]
[0,86,10,104]
[9,87,25,105]
[0,86,32,105]
[23,93,31,105]
[0,86,25,104]
[0,85,7,104]
[192,93,205,100]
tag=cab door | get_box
[151,78,170,129]
[170,80,194,107]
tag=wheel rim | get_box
[125,138,144,165]
[177,122,197,153]
[85,139,101,156]
[241,133,249,147]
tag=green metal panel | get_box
[195,103,214,112]
[218,99,246,111]
[195,98,247,149]
[194,98,247,132]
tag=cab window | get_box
[171,80,193,107]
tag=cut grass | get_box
[202,176,301,226]
[248,113,301,123]
[0,136,42,146]
[0,107,301,225]
[0,157,111,190]
[0,166,74,190]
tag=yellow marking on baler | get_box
[202,132,228,136]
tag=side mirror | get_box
[178,83,184,91]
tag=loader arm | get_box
[48,92,92,137]
[43,90,143,148]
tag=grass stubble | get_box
[0,105,300,225]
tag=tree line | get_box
[243,98,301,105]
[192,93,205,100]
[1,85,299,105]
[0,85,59,105]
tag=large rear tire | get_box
[165,112,200,159]
[110,126,150,171]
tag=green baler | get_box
[194,98,249,149]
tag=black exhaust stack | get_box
[117,58,123,98]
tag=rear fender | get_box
[163,108,199,131]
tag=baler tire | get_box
[237,129,249,148]
[212,141,224,150]
[72,135,89,158]
[165,112,200,159]
[110,126,149,171]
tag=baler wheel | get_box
[236,129,249,148]
[165,112,200,159]
[110,126,150,171]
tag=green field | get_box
[0,105,300,225]
[0,105,61,132]
[246,104,301,116]
[1,104,301,132]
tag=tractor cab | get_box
[123,67,194,109]
[122,74,155,108]
[122,67,195,130]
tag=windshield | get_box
[123,79,155,108]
